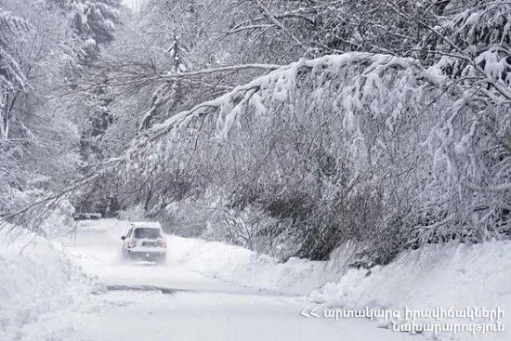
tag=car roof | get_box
[129,221,162,229]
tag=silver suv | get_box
[121,222,167,264]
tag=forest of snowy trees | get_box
[1,0,511,265]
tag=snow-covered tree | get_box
[139,35,190,130]
[50,0,121,59]
[0,8,30,139]
[101,53,437,259]
[413,0,511,242]
[0,0,82,229]
[105,0,511,261]
[5,0,509,262]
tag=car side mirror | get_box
[121,236,126,240]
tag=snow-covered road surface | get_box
[26,219,419,341]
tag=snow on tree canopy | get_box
[437,1,511,91]
[121,52,447,213]
[68,0,121,57]
[128,53,437,157]
[116,47,511,245]
[138,35,191,131]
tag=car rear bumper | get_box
[126,247,166,260]
[129,246,166,253]
[127,250,166,261]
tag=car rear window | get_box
[133,228,161,239]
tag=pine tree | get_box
[51,0,121,59]
[139,35,189,131]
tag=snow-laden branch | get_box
[74,61,283,92]
[156,63,283,80]
[232,10,316,30]
[251,0,308,50]
[387,0,511,101]
[126,52,435,158]
[226,24,278,35]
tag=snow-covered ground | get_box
[2,218,509,341]
[312,242,511,341]
[157,226,511,341]
[0,226,94,341]
[166,234,341,295]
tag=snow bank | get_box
[168,231,510,340]
[0,226,93,341]
[310,241,511,341]
[167,234,344,295]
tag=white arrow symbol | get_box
[310,307,320,317]
[301,307,320,318]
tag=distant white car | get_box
[73,212,102,220]
[121,222,167,264]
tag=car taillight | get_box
[160,239,167,248]
[128,240,136,248]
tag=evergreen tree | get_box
[139,35,189,130]
[50,0,121,59]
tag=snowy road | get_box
[34,220,419,341]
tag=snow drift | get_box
[310,241,511,341]
[0,226,92,341]
[167,231,510,340]
[167,234,350,295]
